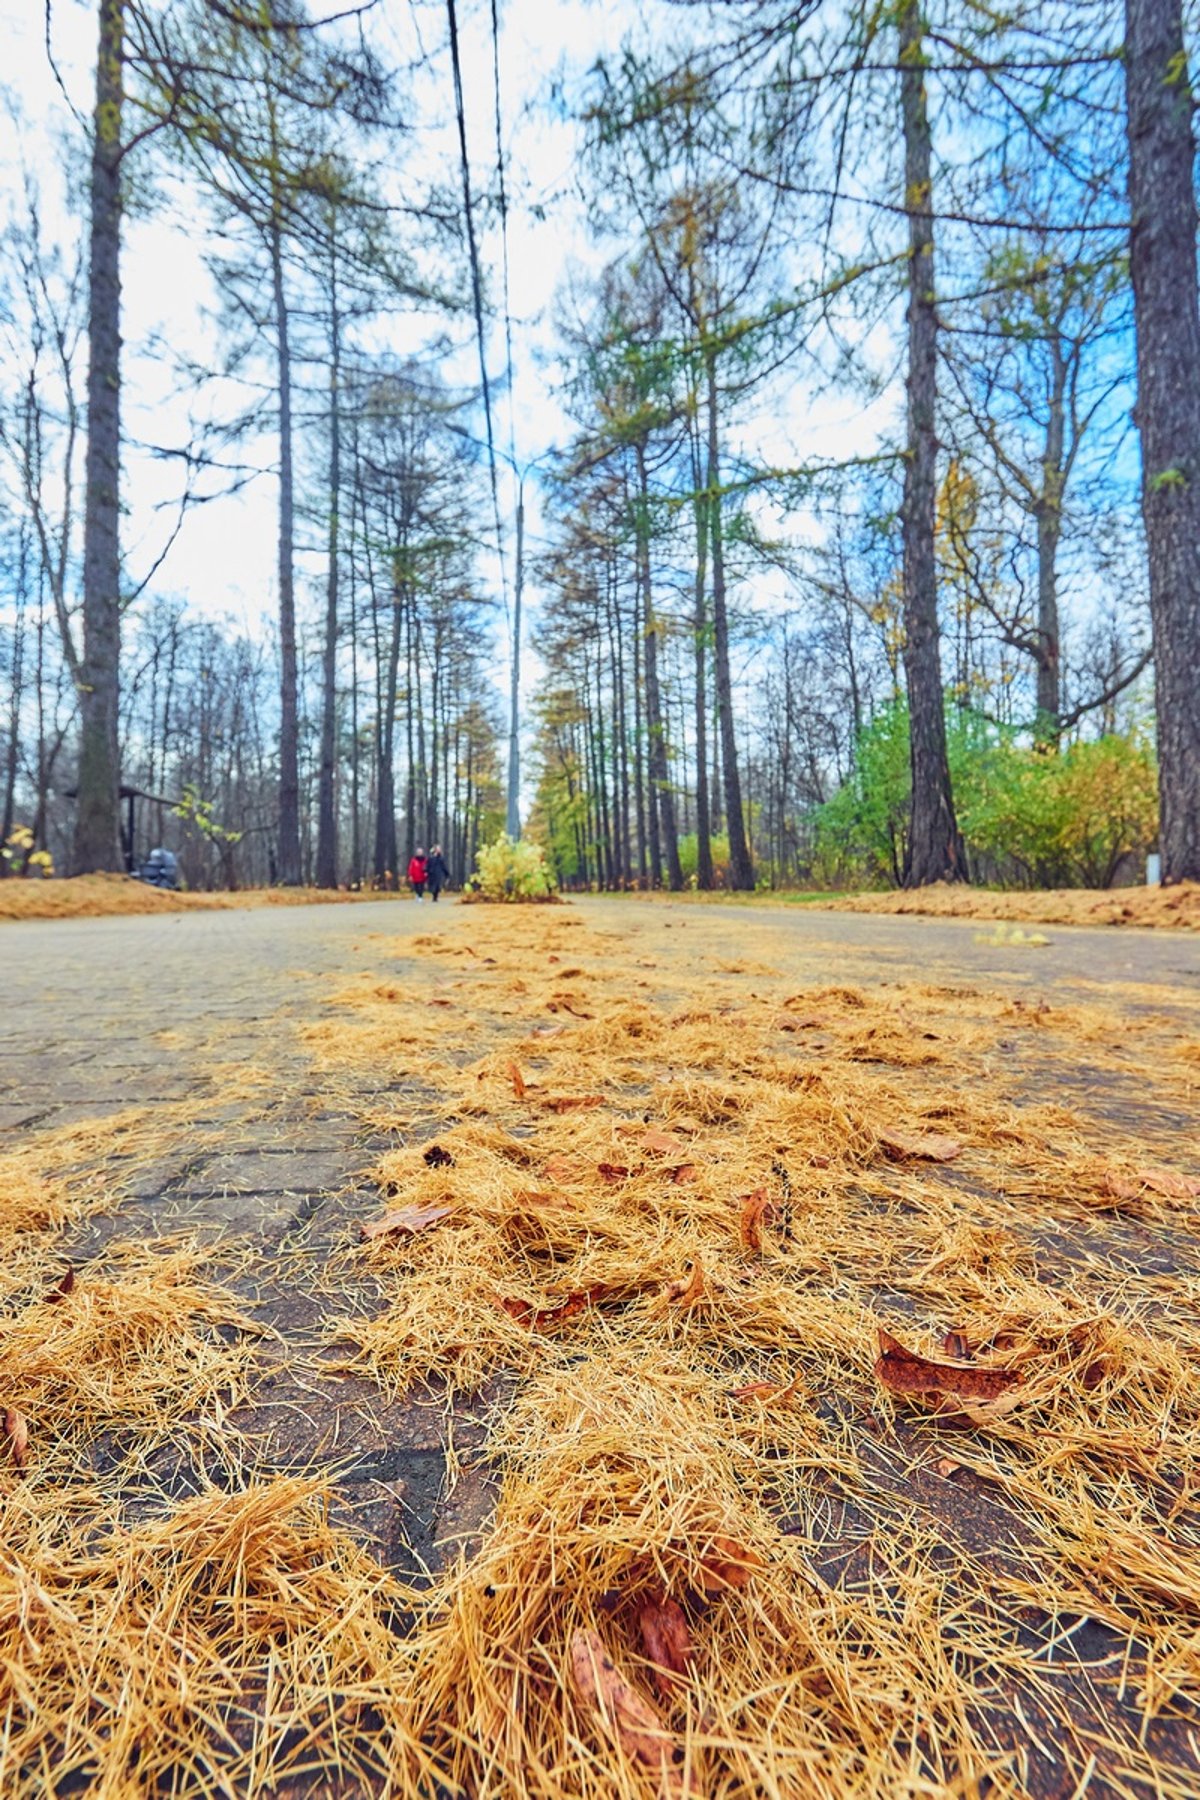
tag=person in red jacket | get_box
[408,847,427,901]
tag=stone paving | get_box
[2,895,1197,1577]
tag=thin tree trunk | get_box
[692,416,713,889]
[637,444,683,889]
[1033,336,1067,743]
[74,0,124,874]
[630,564,647,884]
[315,223,342,887]
[1125,0,1200,880]
[898,0,966,886]
[706,350,753,889]
[270,203,302,885]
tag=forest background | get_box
[1,0,1197,897]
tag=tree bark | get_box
[1033,336,1067,743]
[637,444,683,889]
[898,0,966,886]
[270,205,302,885]
[706,351,754,889]
[315,225,341,888]
[74,0,125,874]
[692,418,713,889]
[1125,0,1200,880]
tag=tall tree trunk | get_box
[315,226,341,888]
[706,351,754,889]
[692,418,713,889]
[1033,336,1067,744]
[270,207,302,885]
[630,567,648,883]
[637,444,683,890]
[898,0,966,887]
[2,529,27,856]
[1125,0,1200,880]
[348,441,362,885]
[376,580,402,885]
[74,0,125,874]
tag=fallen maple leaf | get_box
[499,1284,609,1331]
[739,1189,775,1252]
[45,1265,76,1303]
[875,1327,1020,1405]
[507,1061,527,1100]
[3,1408,29,1472]
[638,1598,693,1701]
[697,1533,765,1594]
[361,1202,452,1242]
[878,1129,963,1163]
[570,1628,686,1798]
[662,1260,704,1307]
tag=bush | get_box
[677,832,733,888]
[814,700,1158,890]
[466,834,558,902]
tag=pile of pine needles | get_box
[5,900,1199,1796]
[301,903,1200,1797]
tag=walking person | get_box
[426,843,451,902]
[408,847,427,901]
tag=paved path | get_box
[2,895,1195,1574]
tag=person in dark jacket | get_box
[408,848,427,900]
[426,844,451,901]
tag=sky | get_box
[0,0,672,637]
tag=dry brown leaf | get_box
[45,1264,76,1303]
[697,1533,765,1594]
[499,1284,609,1331]
[597,1162,632,1183]
[670,1164,698,1186]
[1107,1165,1200,1202]
[662,1260,704,1307]
[542,1154,585,1184]
[934,1457,962,1478]
[545,1094,605,1112]
[638,1597,693,1701]
[640,1129,685,1156]
[738,1189,775,1252]
[360,1202,452,1242]
[570,1628,686,1798]
[878,1129,963,1163]
[3,1407,29,1472]
[942,1329,971,1360]
[507,1061,527,1100]
[730,1372,801,1405]
[875,1327,1020,1404]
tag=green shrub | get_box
[677,832,732,887]
[814,699,1158,890]
[467,834,558,902]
